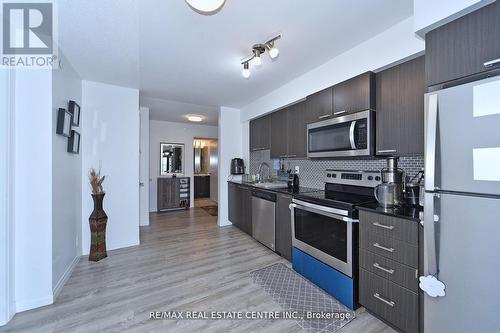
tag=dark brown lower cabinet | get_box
[359,210,420,333]
[359,269,419,333]
[194,175,210,199]
[157,177,190,211]
[227,182,252,236]
[275,194,292,261]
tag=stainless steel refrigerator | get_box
[422,75,500,333]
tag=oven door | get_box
[307,110,373,158]
[290,199,357,277]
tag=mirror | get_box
[160,143,184,176]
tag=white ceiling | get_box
[142,96,219,125]
[58,0,413,124]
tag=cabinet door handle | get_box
[484,58,500,67]
[373,263,395,274]
[333,110,347,115]
[373,293,395,307]
[288,154,297,158]
[318,114,330,119]
[373,222,394,230]
[377,149,397,154]
[373,242,394,253]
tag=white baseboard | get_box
[15,295,53,313]
[0,305,15,327]
[52,255,80,301]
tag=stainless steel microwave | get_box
[307,110,374,158]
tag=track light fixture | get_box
[240,35,281,79]
[242,62,250,79]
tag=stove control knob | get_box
[367,176,373,181]
[332,174,337,178]
[327,173,332,178]
[375,176,381,181]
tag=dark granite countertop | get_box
[227,180,320,196]
[357,202,423,222]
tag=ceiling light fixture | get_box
[267,41,280,59]
[185,0,226,15]
[240,35,281,79]
[187,115,203,122]
[242,62,250,79]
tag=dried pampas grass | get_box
[89,168,105,194]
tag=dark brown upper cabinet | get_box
[376,56,425,156]
[249,114,270,151]
[305,87,333,123]
[425,1,500,88]
[270,107,289,158]
[269,101,308,159]
[333,71,376,116]
[286,101,307,158]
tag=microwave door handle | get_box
[349,120,357,149]
[425,94,438,191]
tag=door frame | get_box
[192,137,218,204]
[1,69,16,326]
[139,107,150,226]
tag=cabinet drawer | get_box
[360,210,418,245]
[360,248,418,293]
[359,269,418,333]
[360,230,418,268]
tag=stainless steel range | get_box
[290,170,381,309]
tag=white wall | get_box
[413,0,494,35]
[139,107,150,226]
[218,107,243,226]
[81,81,140,255]
[0,69,15,325]
[52,51,82,297]
[14,69,53,312]
[149,120,218,211]
[240,17,424,122]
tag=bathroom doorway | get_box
[193,138,218,212]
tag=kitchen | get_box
[228,2,500,332]
[2,1,500,332]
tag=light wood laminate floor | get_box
[1,208,395,333]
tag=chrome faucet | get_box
[257,162,271,182]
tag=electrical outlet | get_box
[295,166,300,174]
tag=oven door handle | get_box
[291,199,358,223]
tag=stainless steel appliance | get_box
[307,110,375,158]
[251,189,276,251]
[230,158,245,175]
[374,157,404,207]
[290,170,381,309]
[421,74,500,332]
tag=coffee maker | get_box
[374,157,405,207]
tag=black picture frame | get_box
[56,108,72,137]
[68,100,80,126]
[67,130,80,154]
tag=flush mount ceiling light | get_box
[185,0,226,15]
[187,115,203,122]
[241,35,281,79]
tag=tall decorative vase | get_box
[89,193,108,261]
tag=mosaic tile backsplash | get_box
[249,150,424,190]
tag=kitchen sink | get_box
[253,181,288,189]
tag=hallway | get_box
[1,208,391,332]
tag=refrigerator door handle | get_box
[419,192,446,297]
[423,192,438,276]
[425,93,438,191]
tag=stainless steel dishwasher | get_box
[251,189,276,251]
